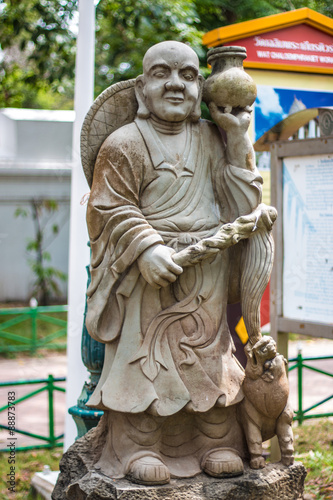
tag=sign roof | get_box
[203,8,333,47]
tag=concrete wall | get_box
[0,109,74,303]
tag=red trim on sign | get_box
[224,25,333,73]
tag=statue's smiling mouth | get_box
[165,95,184,103]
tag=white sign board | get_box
[282,154,333,324]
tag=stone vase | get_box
[203,46,257,112]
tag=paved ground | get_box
[0,353,67,449]
[0,338,332,451]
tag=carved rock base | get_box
[53,464,306,500]
[52,426,306,500]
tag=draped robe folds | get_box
[86,117,263,417]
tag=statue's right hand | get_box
[137,244,183,289]
[209,102,251,133]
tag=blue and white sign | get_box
[282,154,333,324]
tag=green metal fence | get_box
[0,375,66,451]
[289,352,333,425]
[0,306,67,354]
[0,353,332,452]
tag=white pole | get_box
[64,0,95,451]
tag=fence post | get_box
[297,348,303,425]
[31,307,38,355]
[47,375,56,447]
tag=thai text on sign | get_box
[225,24,333,71]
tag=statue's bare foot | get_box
[202,447,244,478]
[127,455,170,485]
[250,455,265,469]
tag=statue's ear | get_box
[190,74,205,122]
[135,75,150,119]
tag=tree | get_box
[0,0,77,108]
[193,0,332,29]
[94,0,205,96]
[92,0,333,96]
[193,0,279,29]
[1,0,332,109]
[15,199,67,306]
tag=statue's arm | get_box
[87,131,182,290]
[87,133,164,278]
[197,117,276,345]
[209,103,256,173]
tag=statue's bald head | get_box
[143,41,199,76]
[136,40,203,123]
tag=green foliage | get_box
[0,63,75,109]
[0,0,77,108]
[1,0,332,108]
[193,0,279,30]
[14,199,67,306]
[268,0,333,18]
[94,0,333,93]
[94,0,205,95]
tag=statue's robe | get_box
[86,117,262,419]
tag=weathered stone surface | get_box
[203,46,257,112]
[52,420,107,500]
[75,39,293,485]
[52,424,305,500]
[54,451,306,500]
[31,470,59,500]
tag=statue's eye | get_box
[182,71,196,81]
[154,70,167,78]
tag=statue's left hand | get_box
[209,102,251,134]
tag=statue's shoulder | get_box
[199,118,219,133]
[100,121,142,151]
[199,118,224,148]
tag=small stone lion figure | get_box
[238,336,294,469]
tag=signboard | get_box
[270,137,333,340]
[225,24,333,74]
[254,86,333,144]
[282,154,333,324]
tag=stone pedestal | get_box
[31,469,60,500]
[54,463,306,500]
[52,425,306,500]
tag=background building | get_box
[0,108,73,303]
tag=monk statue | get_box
[76,40,292,486]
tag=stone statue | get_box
[240,336,294,469]
[77,40,293,486]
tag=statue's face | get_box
[142,42,200,122]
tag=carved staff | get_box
[172,203,277,345]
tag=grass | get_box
[294,419,333,500]
[0,448,62,499]
[0,419,331,499]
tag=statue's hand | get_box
[209,102,251,133]
[254,204,278,232]
[138,244,183,289]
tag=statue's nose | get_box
[165,77,185,91]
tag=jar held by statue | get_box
[203,46,257,113]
